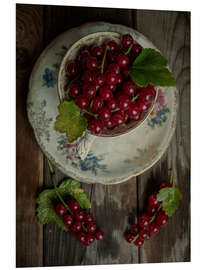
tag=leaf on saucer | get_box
[54,100,87,143]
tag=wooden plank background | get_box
[16,4,190,267]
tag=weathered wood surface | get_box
[16,5,190,267]
[16,4,44,267]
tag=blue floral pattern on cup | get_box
[42,68,57,88]
[147,89,170,128]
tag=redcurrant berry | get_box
[134,236,144,247]
[55,203,66,217]
[125,233,134,243]
[76,95,89,109]
[87,56,98,70]
[95,230,104,241]
[117,94,130,111]
[69,84,81,99]
[139,229,150,240]
[156,210,168,227]
[117,54,130,68]
[111,111,125,126]
[104,118,115,129]
[91,97,104,112]
[131,224,139,234]
[75,210,85,222]
[82,70,95,84]
[149,222,160,235]
[106,98,118,111]
[91,45,103,58]
[77,232,86,243]
[88,119,103,135]
[84,213,94,223]
[84,234,95,246]
[139,213,150,228]
[86,222,97,233]
[121,34,134,48]
[94,72,106,86]
[99,86,113,101]
[123,81,137,96]
[107,63,120,75]
[63,214,73,227]
[98,107,111,122]
[83,84,97,99]
[107,40,118,51]
[136,100,150,112]
[127,103,140,120]
[66,61,78,77]
[105,71,118,85]
[68,198,80,212]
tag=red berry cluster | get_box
[55,197,104,246]
[125,181,172,246]
[65,34,156,135]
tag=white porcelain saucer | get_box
[27,22,178,185]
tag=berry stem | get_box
[130,233,139,244]
[82,109,98,118]
[170,170,174,186]
[124,44,133,55]
[131,93,140,102]
[47,159,73,215]
[150,204,162,223]
[111,108,120,113]
[101,45,110,74]
[65,74,81,100]
[82,223,88,232]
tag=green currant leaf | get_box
[54,100,87,143]
[129,48,176,87]
[157,186,182,216]
[36,179,91,230]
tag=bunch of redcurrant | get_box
[65,33,156,135]
[56,196,104,246]
[125,181,172,246]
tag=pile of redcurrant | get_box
[56,196,104,246]
[125,181,172,246]
[65,34,156,135]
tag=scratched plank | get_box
[135,10,190,263]
[16,4,44,267]
[42,5,139,266]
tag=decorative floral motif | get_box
[55,45,68,57]
[42,68,57,88]
[147,89,170,128]
[28,100,53,142]
[80,151,107,175]
[57,135,107,175]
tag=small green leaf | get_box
[129,48,176,87]
[157,186,182,216]
[36,178,91,230]
[54,101,87,143]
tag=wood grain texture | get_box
[16,4,44,267]
[43,5,134,45]
[136,10,190,263]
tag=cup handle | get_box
[76,132,96,160]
